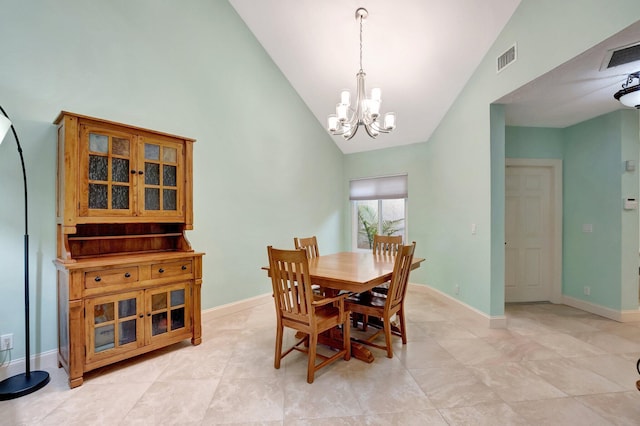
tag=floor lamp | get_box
[0,106,50,400]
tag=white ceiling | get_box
[498,20,640,127]
[229,0,521,154]
[229,1,640,154]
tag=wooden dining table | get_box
[263,251,425,362]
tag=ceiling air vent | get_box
[497,44,517,73]
[601,41,640,70]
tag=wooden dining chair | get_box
[370,234,403,296]
[294,236,320,258]
[345,242,416,358]
[267,246,351,383]
[372,234,402,255]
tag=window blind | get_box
[349,174,408,200]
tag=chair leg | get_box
[383,317,393,358]
[307,332,318,384]
[398,308,407,344]
[274,323,284,369]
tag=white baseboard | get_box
[201,292,272,319]
[0,349,59,381]
[562,295,640,322]
[409,283,507,328]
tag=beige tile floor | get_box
[2,287,640,425]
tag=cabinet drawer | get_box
[85,267,139,289]
[151,260,193,279]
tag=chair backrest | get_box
[294,236,320,259]
[267,246,314,325]
[386,242,416,309]
[372,234,402,255]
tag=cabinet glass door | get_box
[147,284,190,341]
[79,125,135,217]
[86,291,143,362]
[139,137,184,219]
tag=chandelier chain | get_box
[359,15,364,72]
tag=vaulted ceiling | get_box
[229,1,640,154]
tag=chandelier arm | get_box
[363,124,379,138]
[369,121,392,134]
[344,123,359,140]
[329,107,358,136]
[329,111,359,136]
[344,109,358,127]
[329,128,348,136]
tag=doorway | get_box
[505,158,563,303]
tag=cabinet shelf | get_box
[68,233,183,241]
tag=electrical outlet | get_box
[455,284,460,295]
[583,286,591,296]
[1,334,13,350]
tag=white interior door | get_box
[505,164,554,302]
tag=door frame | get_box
[505,158,563,304]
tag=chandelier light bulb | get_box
[336,103,348,121]
[384,112,396,130]
[327,114,338,132]
[371,88,381,102]
[368,99,381,117]
[340,90,351,106]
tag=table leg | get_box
[295,329,375,363]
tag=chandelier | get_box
[327,8,395,140]
[614,71,640,108]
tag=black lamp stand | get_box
[0,106,50,400]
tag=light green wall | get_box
[620,111,640,309]
[563,111,638,310]
[0,0,343,361]
[506,112,639,312]
[452,0,640,316]
[342,143,433,289]
[490,104,506,315]
[505,127,564,159]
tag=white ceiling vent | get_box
[497,44,517,73]
[600,41,640,70]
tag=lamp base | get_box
[0,370,50,401]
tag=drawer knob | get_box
[138,170,144,175]
[139,314,144,318]
[131,170,137,174]
[181,265,187,270]
[158,268,165,273]
[94,276,101,282]
[124,272,131,278]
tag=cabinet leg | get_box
[69,376,83,389]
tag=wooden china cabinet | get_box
[53,112,204,388]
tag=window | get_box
[350,174,407,250]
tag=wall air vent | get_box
[601,41,640,70]
[497,44,517,73]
